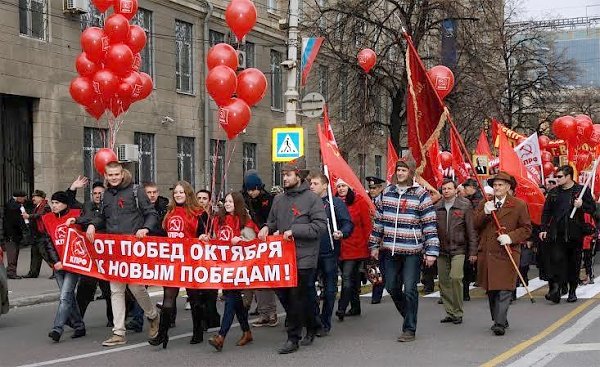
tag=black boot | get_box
[567,282,578,303]
[545,282,560,304]
[190,304,205,344]
[148,307,171,349]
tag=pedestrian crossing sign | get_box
[272,127,304,162]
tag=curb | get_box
[9,292,60,309]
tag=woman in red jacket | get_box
[335,179,373,320]
[148,181,209,349]
[205,191,259,351]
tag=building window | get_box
[175,20,193,93]
[358,154,366,182]
[375,155,382,178]
[177,136,195,186]
[132,9,153,77]
[19,0,47,40]
[209,30,225,46]
[244,42,255,68]
[318,0,327,29]
[340,72,348,120]
[267,0,278,12]
[210,139,226,194]
[81,5,104,29]
[272,162,282,187]
[83,127,107,202]
[242,143,257,176]
[134,132,155,184]
[270,50,283,110]
[318,65,328,101]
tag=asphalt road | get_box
[2,285,600,367]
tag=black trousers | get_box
[463,258,477,295]
[421,260,437,292]
[545,239,582,284]
[279,268,319,343]
[4,239,21,276]
[27,235,52,277]
[487,290,512,327]
[76,275,113,323]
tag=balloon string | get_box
[218,139,238,201]
[205,140,221,235]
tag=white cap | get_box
[335,178,351,188]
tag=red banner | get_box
[48,227,298,289]
[476,129,492,157]
[386,137,399,183]
[451,128,470,182]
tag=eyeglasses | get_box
[368,186,377,189]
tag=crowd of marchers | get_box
[1,153,597,353]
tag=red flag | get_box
[317,124,375,212]
[498,129,545,224]
[405,35,447,186]
[491,118,500,144]
[425,140,443,187]
[476,129,492,157]
[322,105,337,147]
[451,128,470,183]
[386,137,399,183]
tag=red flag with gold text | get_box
[386,137,399,183]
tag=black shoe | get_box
[545,283,561,304]
[7,274,22,279]
[300,333,315,346]
[438,299,443,304]
[48,274,55,280]
[316,329,329,337]
[423,287,434,294]
[170,321,176,328]
[345,309,361,317]
[278,340,299,354]
[371,299,381,304]
[463,294,471,301]
[452,317,463,325]
[490,322,509,330]
[491,324,505,336]
[567,289,578,303]
[561,284,568,296]
[335,310,345,321]
[440,316,456,323]
[48,330,61,342]
[71,329,86,339]
[23,273,38,278]
[190,304,205,344]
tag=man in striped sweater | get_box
[369,155,440,342]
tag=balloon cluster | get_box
[545,114,599,172]
[69,0,152,120]
[208,0,267,140]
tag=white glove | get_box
[497,234,512,246]
[484,201,497,215]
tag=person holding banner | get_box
[42,191,86,342]
[539,165,595,303]
[206,192,259,352]
[258,156,328,354]
[148,181,210,349]
[84,161,160,347]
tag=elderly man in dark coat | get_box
[474,171,532,336]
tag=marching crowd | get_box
[1,153,598,354]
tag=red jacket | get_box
[340,194,373,260]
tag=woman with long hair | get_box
[148,181,210,348]
[205,191,258,351]
[335,179,373,321]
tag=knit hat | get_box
[244,172,264,191]
[335,178,351,188]
[281,156,307,172]
[51,191,69,205]
[395,152,417,172]
[32,190,46,199]
[92,181,105,190]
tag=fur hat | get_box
[281,156,307,172]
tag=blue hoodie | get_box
[319,196,354,257]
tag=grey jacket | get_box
[266,180,328,269]
[91,169,158,234]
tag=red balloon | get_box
[542,162,555,177]
[427,65,455,100]
[92,0,113,12]
[80,27,109,63]
[218,98,251,139]
[105,44,134,76]
[114,0,138,20]
[552,116,578,143]
[576,152,593,172]
[94,148,118,175]
[69,77,95,106]
[225,0,257,42]
[439,151,452,169]
[127,25,147,54]
[357,49,376,73]
[538,135,550,150]
[575,114,594,143]
[104,14,130,44]
[236,68,267,106]
[85,97,105,120]
[541,151,553,163]
[75,53,99,78]
[92,69,119,100]
[137,72,153,100]
[207,43,238,71]
[206,66,238,106]
[132,53,142,71]
[588,124,600,146]
[119,71,142,102]
[109,98,131,118]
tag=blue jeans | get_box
[52,270,85,334]
[382,252,421,333]
[371,252,387,302]
[219,290,249,337]
[310,254,338,332]
[338,260,362,314]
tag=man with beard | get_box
[369,155,439,342]
[258,156,327,354]
[539,165,595,303]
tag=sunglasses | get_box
[368,186,378,189]
[555,175,564,179]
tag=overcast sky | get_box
[519,0,600,19]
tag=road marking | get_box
[515,277,546,298]
[15,312,287,367]
[481,298,597,367]
[561,281,600,299]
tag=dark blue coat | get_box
[319,196,353,257]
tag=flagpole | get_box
[570,157,600,219]
[323,164,339,232]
